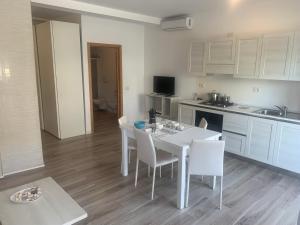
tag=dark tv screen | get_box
[153,76,175,95]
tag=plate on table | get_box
[10,187,42,204]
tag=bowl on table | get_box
[134,121,146,129]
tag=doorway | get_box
[88,43,123,133]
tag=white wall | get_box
[144,0,300,112]
[144,25,192,94]
[0,0,44,176]
[81,15,145,133]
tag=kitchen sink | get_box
[254,108,300,120]
[254,109,283,117]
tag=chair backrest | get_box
[199,118,208,129]
[188,140,225,176]
[118,116,127,127]
[134,128,156,167]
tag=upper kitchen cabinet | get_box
[206,37,236,74]
[259,32,294,80]
[207,37,236,64]
[234,35,262,79]
[188,41,206,76]
[289,31,300,81]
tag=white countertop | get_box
[180,99,300,124]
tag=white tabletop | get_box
[159,127,221,147]
[0,177,87,225]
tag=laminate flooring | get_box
[1,111,300,225]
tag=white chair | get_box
[118,116,136,164]
[186,140,225,209]
[134,128,178,200]
[199,118,208,129]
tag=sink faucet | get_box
[274,105,288,117]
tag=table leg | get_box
[177,147,187,209]
[121,130,128,176]
[209,176,216,190]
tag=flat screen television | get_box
[153,76,175,96]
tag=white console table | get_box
[145,94,180,120]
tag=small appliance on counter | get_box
[148,108,160,124]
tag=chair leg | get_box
[171,162,174,179]
[201,175,204,182]
[185,172,191,207]
[128,149,131,164]
[148,165,151,177]
[151,166,156,200]
[135,159,139,187]
[159,166,162,178]
[219,176,223,210]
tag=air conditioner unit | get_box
[161,16,193,31]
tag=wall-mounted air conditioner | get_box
[160,16,193,31]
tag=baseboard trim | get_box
[3,164,45,177]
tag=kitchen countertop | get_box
[180,99,300,125]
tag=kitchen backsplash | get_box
[175,75,300,113]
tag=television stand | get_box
[145,94,180,120]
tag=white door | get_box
[188,41,206,76]
[246,117,277,163]
[207,37,236,64]
[259,32,293,80]
[290,31,300,81]
[223,131,246,156]
[179,105,195,125]
[273,122,300,173]
[234,35,262,79]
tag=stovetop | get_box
[201,101,235,108]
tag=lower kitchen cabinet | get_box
[273,122,300,173]
[223,131,246,156]
[246,117,277,164]
[178,105,195,125]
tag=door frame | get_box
[87,42,123,133]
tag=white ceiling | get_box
[32,0,300,26]
[73,0,234,18]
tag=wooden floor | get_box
[1,111,300,225]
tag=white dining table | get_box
[120,121,222,209]
[0,177,87,225]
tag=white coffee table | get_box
[0,177,87,225]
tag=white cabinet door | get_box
[51,21,85,139]
[178,105,195,125]
[273,122,300,173]
[259,32,293,80]
[188,41,206,76]
[246,117,277,163]
[290,31,300,81]
[207,37,236,64]
[223,131,246,156]
[234,36,262,79]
